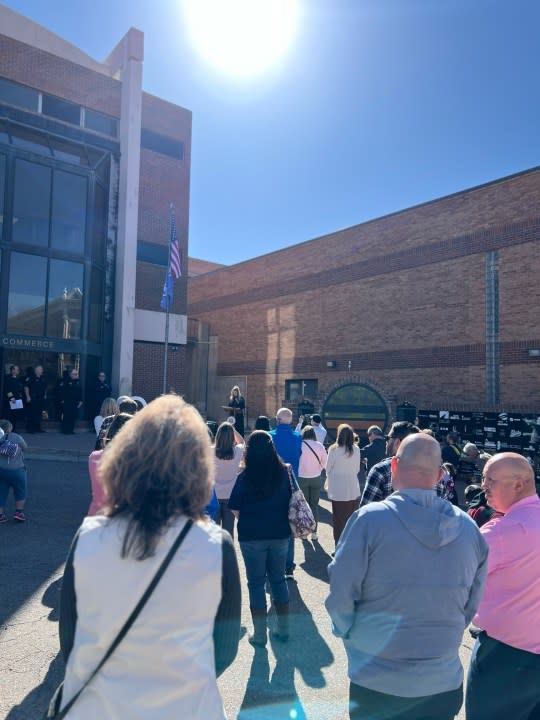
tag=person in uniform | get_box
[92,371,112,418]
[3,365,24,432]
[60,369,83,434]
[24,365,47,433]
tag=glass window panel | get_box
[92,182,107,264]
[51,171,87,253]
[13,160,51,247]
[0,154,5,239]
[41,94,81,125]
[50,137,88,166]
[0,119,10,145]
[10,126,52,157]
[7,252,47,335]
[85,109,118,137]
[88,269,103,343]
[47,259,84,339]
[141,128,183,160]
[0,78,39,111]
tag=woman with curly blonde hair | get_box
[58,395,241,719]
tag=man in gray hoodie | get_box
[326,433,488,720]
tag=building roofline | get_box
[192,164,540,276]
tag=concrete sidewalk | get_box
[21,428,95,462]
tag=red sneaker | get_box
[13,511,26,522]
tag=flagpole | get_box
[162,204,173,394]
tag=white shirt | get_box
[326,445,361,501]
[214,444,244,500]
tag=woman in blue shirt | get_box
[228,430,291,646]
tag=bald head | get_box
[391,433,442,490]
[482,452,535,513]
[276,407,293,425]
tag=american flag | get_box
[169,206,181,280]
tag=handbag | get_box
[286,465,316,539]
[44,519,193,719]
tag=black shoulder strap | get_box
[302,439,322,466]
[58,519,193,718]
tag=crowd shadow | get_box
[239,581,333,719]
[6,652,64,720]
[301,538,333,583]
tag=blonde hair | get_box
[99,395,214,560]
[99,397,118,418]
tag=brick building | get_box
[188,166,540,449]
[0,5,191,415]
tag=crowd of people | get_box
[2,391,539,719]
[2,364,113,435]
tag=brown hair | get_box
[99,395,214,560]
[214,422,235,460]
[332,423,355,456]
[301,425,316,441]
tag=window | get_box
[92,183,108,264]
[42,94,81,125]
[137,241,169,266]
[10,126,52,157]
[141,128,184,160]
[322,383,389,441]
[7,252,47,335]
[285,379,318,402]
[51,171,87,253]
[84,109,118,137]
[46,259,84,339]
[12,159,52,247]
[88,269,103,343]
[0,154,5,239]
[0,78,39,112]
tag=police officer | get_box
[60,368,83,434]
[3,365,24,432]
[24,365,47,433]
[93,371,112,417]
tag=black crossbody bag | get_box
[44,519,193,719]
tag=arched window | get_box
[322,383,389,441]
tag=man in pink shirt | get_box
[466,452,540,720]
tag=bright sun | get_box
[183,0,300,77]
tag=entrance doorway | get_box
[2,350,80,422]
[322,383,389,443]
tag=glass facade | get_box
[0,116,113,417]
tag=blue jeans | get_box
[240,538,290,609]
[0,467,27,507]
[286,536,295,573]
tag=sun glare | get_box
[183,0,299,77]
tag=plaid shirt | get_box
[361,456,452,505]
[360,457,392,506]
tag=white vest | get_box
[61,515,225,719]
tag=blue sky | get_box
[5,0,540,265]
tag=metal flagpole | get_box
[162,204,172,394]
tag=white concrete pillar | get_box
[109,29,144,396]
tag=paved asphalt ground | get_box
[1,458,472,719]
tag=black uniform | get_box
[229,396,245,437]
[3,373,24,431]
[24,373,47,433]
[93,379,112,417]
[361,437,387,472]
[60,378,83,434]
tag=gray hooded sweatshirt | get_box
[326,489,488,698]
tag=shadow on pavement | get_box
[300,538,333,583]
[5,652,64,720]
[0,459,89,627]
[239,581,333,718]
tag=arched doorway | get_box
[322,382,389,442]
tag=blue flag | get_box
[160,272,173,310]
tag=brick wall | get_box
[132,341,186,400]
[189,168,540,419]
[0,35,121,114]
